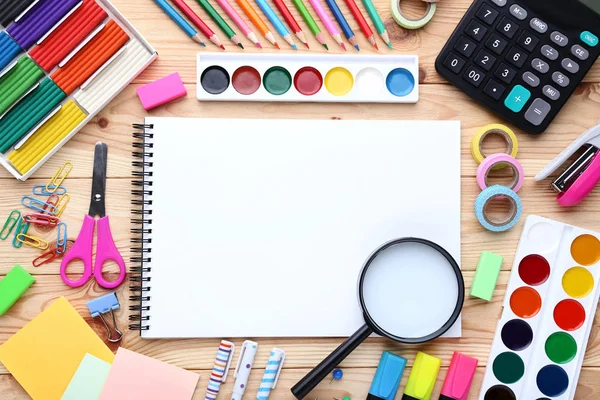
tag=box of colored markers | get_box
[0,0,157,180]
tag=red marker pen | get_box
[439,352,478,400]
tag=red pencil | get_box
[170,0,226,49]
[342,0,378,50]
[271,0,309,48]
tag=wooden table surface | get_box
[2,0,600,398]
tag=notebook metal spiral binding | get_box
[129,123,154,332]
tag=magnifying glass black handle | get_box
[291,323,373,399]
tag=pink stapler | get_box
[535,122,600,207]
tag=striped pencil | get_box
[195,0,244,48]
[343,0,378,49]
[362,0,390,49]
[171,0,226,49]
[290,0,328,49]
[235,0,279,48]
[152,0,205,46]
[272,0,308,48]
[324,0,358,50]
[255,0,297,50]
[215,0,262,47]
[307,0,345,50]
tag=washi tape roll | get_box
[475,185,522,232]
[471,124,518,168]
[391,0,436,29]
[477,154,524,192]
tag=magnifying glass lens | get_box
[362,241,460,339]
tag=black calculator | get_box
[435,0,600,134]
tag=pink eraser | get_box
[136,72,187,110]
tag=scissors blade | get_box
[89,142,108,217]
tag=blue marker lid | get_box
[367,351,407,400]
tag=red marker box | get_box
[439,352,478,400]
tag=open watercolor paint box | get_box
[0,0,157,180]
[196,53,419,103]
[479,215,600,399]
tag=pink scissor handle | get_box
[60,215,94,287]
[94,216,126,289]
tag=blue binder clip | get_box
[367,351,407,400]
[87,292,123,343]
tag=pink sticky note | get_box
[136,72,187,110]
[98,348,199,400]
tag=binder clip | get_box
[535,122,600,206]
[87,292,123,343]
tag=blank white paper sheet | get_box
[140,118,461,338]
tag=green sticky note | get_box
[0,265,35,315]
[61,354,112,400]
[470,251,503,301]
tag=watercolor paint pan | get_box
[478,215,600,400]
[197,53,419,103]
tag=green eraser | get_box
[0,265,35,315]
[470,251,503,301]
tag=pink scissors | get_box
[60,142,126,289]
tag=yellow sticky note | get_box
[0,297,114,400]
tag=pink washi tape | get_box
[477,153,524,192]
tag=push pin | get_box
[87,292,123,343]
[330,368,343,383]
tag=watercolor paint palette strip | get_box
[0,31,21,71]
[197,53,419,103]
[478,215,600,400]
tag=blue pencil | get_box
[254,0,298,50]
[153,0,206,46]
[324,0,358,50]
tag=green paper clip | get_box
[0,210,20,240]
[12,218,30,248]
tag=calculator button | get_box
[463,65,486,87]
[486,33,508,54]
[541,45,558,60]
[475,50,497,71]
[529,18,547,34]
[506,47,528,68]
[561,58,580,73]
[522,71,540,87]
[504,85,531,112]
[483,80,506,100]
[551,31,569,47]
[524,98,551,126]
[497,17,519,39]
[454,36,477,57]
[581,31,598,47]
[532,58,549,73]
[552,71,570,87]
[443,52,466,74]
[476,4,499,25]
[495,63,517,83]
[509,4,527,20]
[491,0,507,6]
[466,20,488,42]
[571,45,589,61]
[517,31,539,52]
[542,85,560,100]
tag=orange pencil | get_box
[235,0,279,48]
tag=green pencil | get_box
[195,0,244,48]
[291,0,328,49]
[361,0,391,49]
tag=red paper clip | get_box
[23,213,60,226]
[33,240,74,267]
[43,194,60,215]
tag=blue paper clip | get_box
[21,196,57,214]
[87,293,123,343]
[56,222,67,255]
[32,184,67,196]
[12,219,30,248]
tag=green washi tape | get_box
[391,0,437,29]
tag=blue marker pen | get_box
[367,351,407,400]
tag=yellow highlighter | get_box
[402,352,442,400]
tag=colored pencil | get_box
[307,0,345,50]
[343,0,377,49]
[272,0,308,48]
[361,0,390,49]
[195,0,244,48]
[152,0,205,46]
[290,0,327,49]
[235,0,279,48]
[255,0,297,50]
[324,0,358,50]
[215,0,262,47]
[171,0,226,49]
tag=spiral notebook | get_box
[129,117,461,338]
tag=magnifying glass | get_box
[291,237,465,399]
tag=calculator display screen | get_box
[579,0,600,15]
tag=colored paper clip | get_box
[206,340,235,399]
[56,222,67,254]
[12,219,30,248]
[23,213,60,227]
[21,196,58,214]
[43,194,60,214]
[87,293,123,343]
[0,210,21,240]
[46,161,73,193]
[17,233,49,250]
[33,240,73,267]
[54,193,70,217]
[32,184,67,196]
[368,351,407,400]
